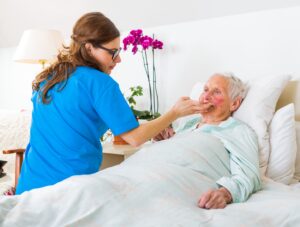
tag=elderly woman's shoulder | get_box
[231,117,257,136]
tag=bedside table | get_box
[100,143,141,170]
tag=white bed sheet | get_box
[1,168,299,227]
[1,132,300,227]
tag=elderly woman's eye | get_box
[214,90,222,95]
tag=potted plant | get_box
[123,29,163,119]
[112,85,160,145]
[126,86,161,120]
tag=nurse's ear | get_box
[84,43,93,55]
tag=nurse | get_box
[16,12,203,194]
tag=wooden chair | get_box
[0,110,31,191]
[3,149,25,188]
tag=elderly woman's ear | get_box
[230,97,242,113]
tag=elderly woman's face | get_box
[199,75,232,118]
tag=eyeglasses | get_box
[97,45,122,60]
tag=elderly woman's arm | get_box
[216,152,261,203]
[198,121,262,208]
[215,124,262,203]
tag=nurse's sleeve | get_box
[94,83,139,136]
[215,125,262,203]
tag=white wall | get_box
[2,0,300,47]
[1,6,300,112]
[0,48,40,109]
[113,6,300,112]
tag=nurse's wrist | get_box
[165,109,179,122]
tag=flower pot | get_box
[113,135,128,145]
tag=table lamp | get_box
[13,29,64,68]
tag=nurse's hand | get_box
[199,102,215,114]
[171,97,204,118]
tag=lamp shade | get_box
[14,29,63,65]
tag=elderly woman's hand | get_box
[198,187,232,209]
[153,126,175,141]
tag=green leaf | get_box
[128,97,136,105]
[126,85,144,109]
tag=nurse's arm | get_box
[120,97,202,147]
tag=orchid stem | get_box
[142,50,153,114]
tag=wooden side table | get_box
[100,143,141,170]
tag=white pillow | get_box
[233,74,291,175]
[294,122,300,181]
[189,82,204,100]
[266,104,297,184]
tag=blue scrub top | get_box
[16,66,139,194]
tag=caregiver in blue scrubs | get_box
[16,12,203,194]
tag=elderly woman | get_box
[154,73,261,209]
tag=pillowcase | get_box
[294,122,300,181]
[189,82,204,100]
[233,74,291,175]
[266,104,297,184]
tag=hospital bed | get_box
[0,75,299,227]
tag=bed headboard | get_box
[276,80,300,121]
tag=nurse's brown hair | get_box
[33,12,120,103]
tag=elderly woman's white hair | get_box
[218,72,248,101]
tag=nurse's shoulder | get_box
[72,65,118,89]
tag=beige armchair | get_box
[0,109,31,193]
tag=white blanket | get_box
[0,132,300,227]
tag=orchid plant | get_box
[123,29,163,119]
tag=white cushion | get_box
[0,109,31,194]
[294,122,300,181]
[0,109,31,176]
[266,104,297,184]
[233,74,291,175]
